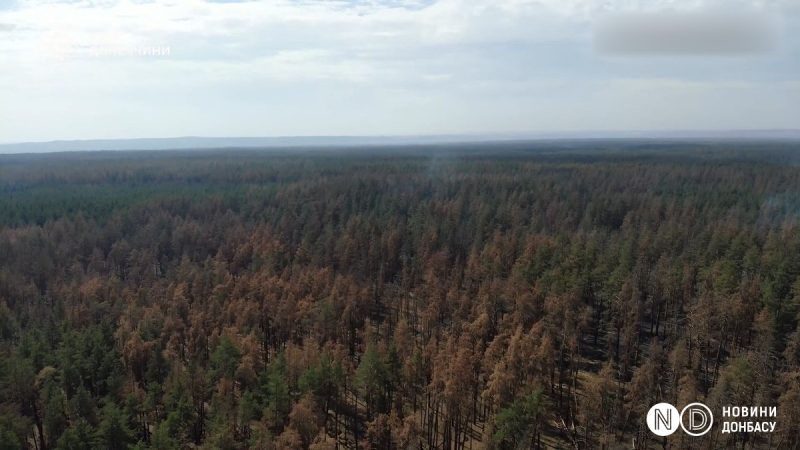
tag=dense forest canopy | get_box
[1,142,800,450]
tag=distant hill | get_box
[1,130,799,154]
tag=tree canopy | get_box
[1,142,800,449]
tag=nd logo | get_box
[647,403,713,437]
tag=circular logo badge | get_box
[647,403,680,436]
[680,403,713,436]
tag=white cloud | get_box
[0,0,798,141]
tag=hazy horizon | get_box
[2,129,800,154]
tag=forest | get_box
[1,141,800,450]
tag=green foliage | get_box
[17,329,52,373]
[96,403,135,450]
[41,377,68,448]
[298,350,342,405]
[258,352,291,429]
[68,385,95,422]
[0,407,30,450]
[150,422,179,450]
[146,349,171,387]
[356,343,388,418]
[384,345,402,402]
[58,325,125,400]
[210,336,242,381]
[493,389,544,450]
[205,408,237,450]
[55,419,97,450]
[0,303,15,342]
[237,389,260,427]
[162,376,197,445]
[123,392,144,442]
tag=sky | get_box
[0,0,798,143]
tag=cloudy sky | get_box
[0,0,798,143]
